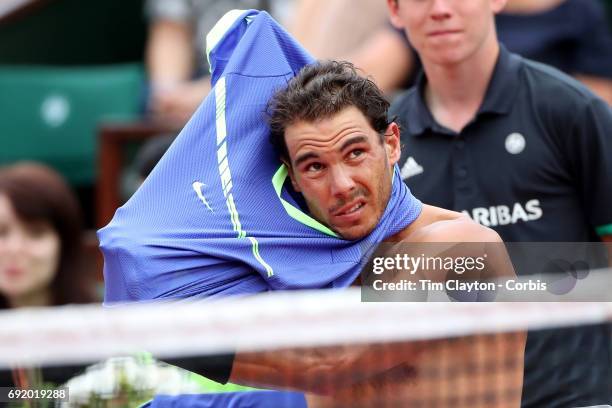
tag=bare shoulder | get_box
[390,204,502,243]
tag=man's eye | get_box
[349,149,364,159]
[306,163,323,172]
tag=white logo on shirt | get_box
[462,199,543,227]
[400,157,424,180]
[505,132,526,155]
[192,181,214,212]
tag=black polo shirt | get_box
[391,46,612,242]
[390,47,612,408]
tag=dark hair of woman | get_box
[0,162,95,308]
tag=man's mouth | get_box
[334,201,366,216]
[427,29,461,37]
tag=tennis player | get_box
[226,57,520,394]
[101,9,519,406]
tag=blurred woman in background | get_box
[0,162,95,309]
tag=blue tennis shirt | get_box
[98,10,422,304]
[143,391,307,408]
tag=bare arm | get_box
[306,333,525,408]
[230,329,525,407]
[287,0,388,59]
[145,19,212,124]
[288,1,413,94]
[229,343,422,394]
[347,27,414,94]
[146,19,194,86]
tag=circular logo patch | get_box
[41,94,70,127]
[505,132,526,155]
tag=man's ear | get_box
[282,159,301,192]
[387,0,404,29]
[491,0,508,14]
[384,122,401,166]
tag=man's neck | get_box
[422,41,500,133]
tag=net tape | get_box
[1,271,612,369]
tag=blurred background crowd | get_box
[0,0,611,393]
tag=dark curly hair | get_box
[268,60,390,162]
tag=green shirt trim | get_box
[272,165,339,237]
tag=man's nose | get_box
[430,0,452,21]
[329,166,356,198]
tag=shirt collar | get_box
[404,72,442,136]
[405,45,522,137]
[478,45,522,115]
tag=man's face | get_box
[284,106,400,240]
[388,0,507,66]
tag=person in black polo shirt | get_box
[386,0,612,407]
